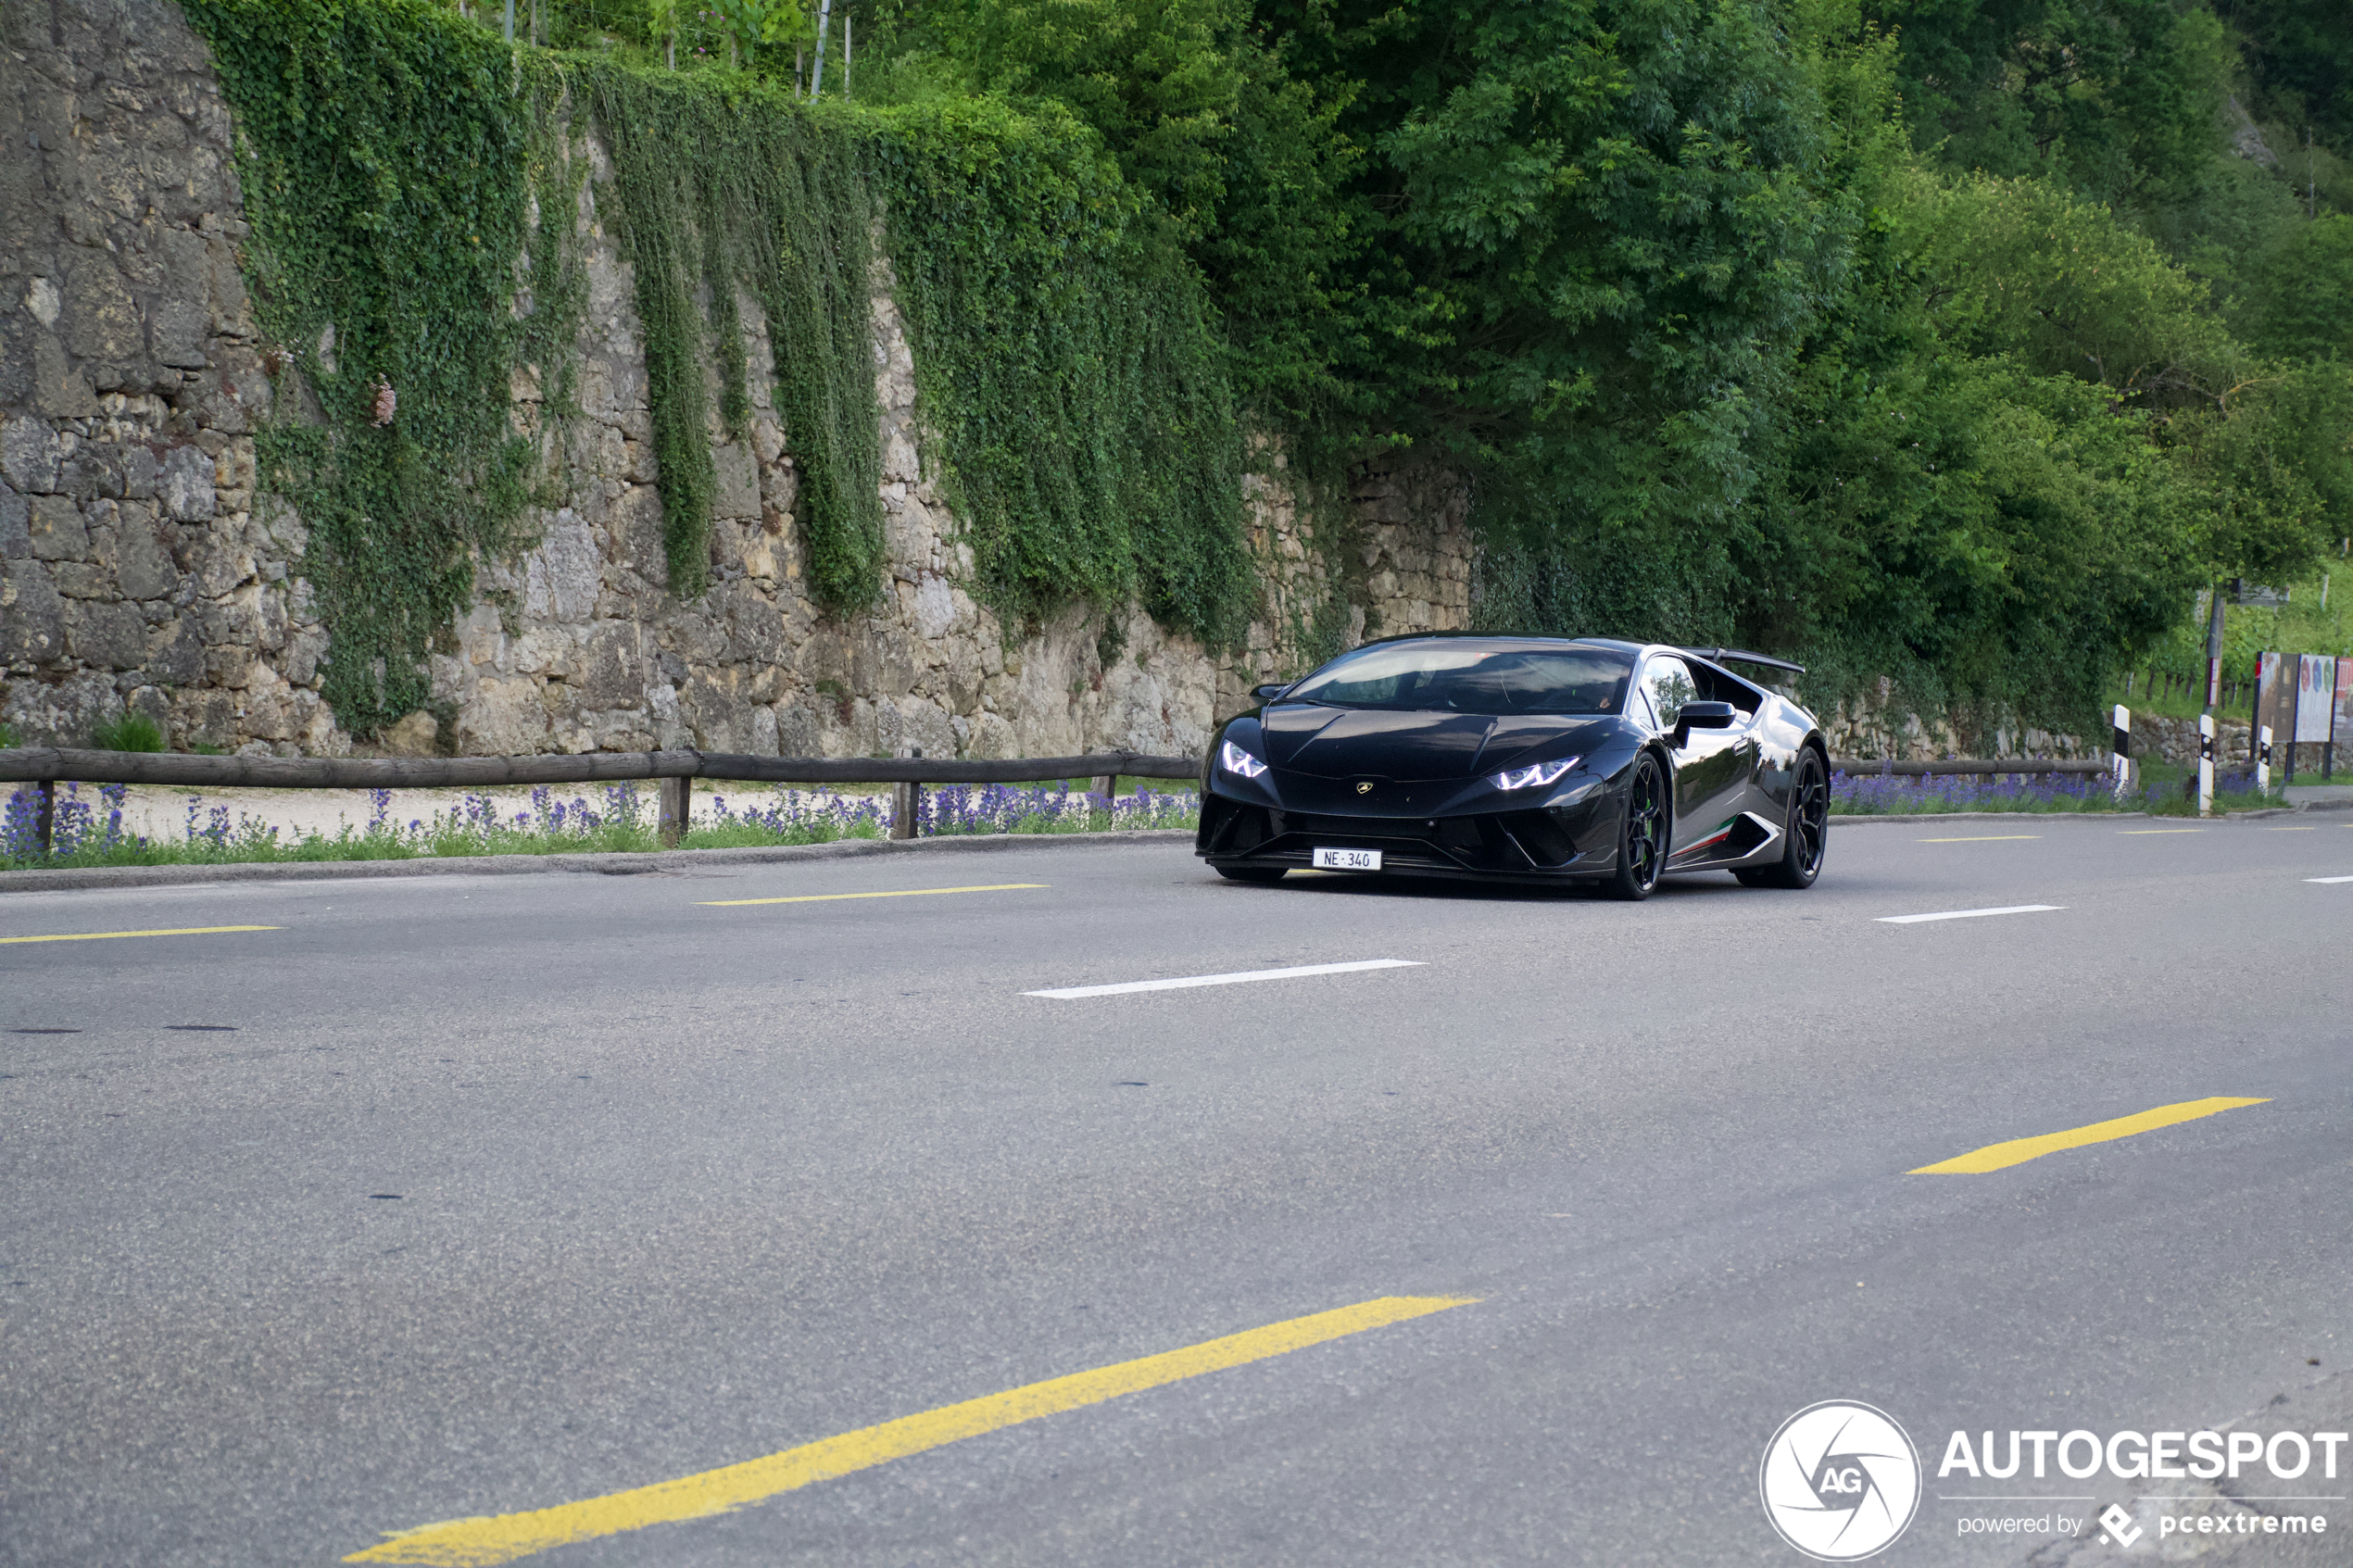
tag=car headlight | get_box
[1494,757,1579,791]
[1220,740,1269,779]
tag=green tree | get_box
[1279,0,1851,645]
[877,0,1361,420]
[1867,0,2231,207]
[2240,212,2353,359]
[2216,0,2353,152]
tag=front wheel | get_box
[1215,865,1287,884]
[1604,753,1667,901]
[1737,748,1828,889]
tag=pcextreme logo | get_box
[1760,1400,1924,1561]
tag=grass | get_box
[2105,682,2257,723]
[1,780,1202,872]
[769,773,1195,799]
[89,714,167,752]
[919,782,1197,836]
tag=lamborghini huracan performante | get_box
[1195,636,1830,899]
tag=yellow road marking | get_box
[347,1294,1475,1566]
[2270,826,2319,831]
[1910,1097,2271,1174]
[697,883,1047,908]
[2119,829,2203,835]
[1917,834,2041,843]
[0,924,280,946]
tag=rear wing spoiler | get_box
[1680,646,1806,677]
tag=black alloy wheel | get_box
[1215,865,1288,884]
[1604,753,1667,900]
[1740,747,1828,889]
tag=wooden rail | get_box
[0,746,1201,789]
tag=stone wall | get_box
[0,0,1475,762]
[2127,711,2257,770]
[1816,678,2090,760]
[1,0,314,752]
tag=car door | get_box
[1690,659,1771,829]
[1639,654,1751,853]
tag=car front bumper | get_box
[1195,787,1622,882]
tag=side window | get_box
[1687,659,1763,715]
[1642,658,1698,730]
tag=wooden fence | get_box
[0,746,1202,853]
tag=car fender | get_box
[1742,693,1825,816]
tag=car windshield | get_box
[1282,643,1631,715]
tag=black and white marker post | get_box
[2258,725,2273,792]
[2111,704,2133,798]
[2198,583,2225,818]
[2199,715,2217,817]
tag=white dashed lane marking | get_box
[1026,959,1423,999]
[1877,905,2065,926]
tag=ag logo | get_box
[1759,1400,1921,1561]
[1356,781,1374,794]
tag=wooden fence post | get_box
[36,779,56,856]
[659,774,689,848]
[890,747,923,840]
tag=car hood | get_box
[1260,705,1607,781]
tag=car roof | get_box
[1348,633,1785,672]
[1337,633,1773,696]
[1348,632,1646,654]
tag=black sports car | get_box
[1195,635,1829,898]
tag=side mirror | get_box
[1252,683,1290,704]
[1674,701,1737,742]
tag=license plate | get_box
[1313,847,1383,872]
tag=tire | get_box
[1215,865,1287,884]
[1604,752,1667,901]
[1738,747,1827,889]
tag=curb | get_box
[1829,799,2347,826]
[1829,810,2150,826]
[0,829,1197,896]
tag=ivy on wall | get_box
[184,0,585,740]
[580,67,886,607]
[578,74,1252,641]
[185,0,1252,743]
[879,99,1252,646]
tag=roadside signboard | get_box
[2296,654,2336,743]
[2255,652,2289,762]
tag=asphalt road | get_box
[4,815,2350,1567]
